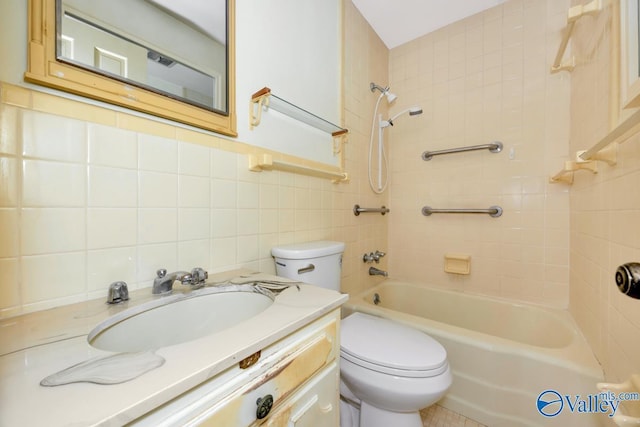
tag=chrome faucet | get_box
[152,268,208,295]
[107,281,129,304]
[363,250,386,264]
[369,267,388,277]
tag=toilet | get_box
[271,241,452,427]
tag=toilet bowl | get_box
[271,241,451,427]
[340,312,452,427]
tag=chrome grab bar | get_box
[422,142,503,161]
[421,205,503,218]
[297,264,315,274]
[353,204,390,216]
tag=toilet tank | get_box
[271,241,345,291]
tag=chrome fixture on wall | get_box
[353,204,390,216]
[363,250,386,264]
[370,82,397,103]
[422,141,503,161]
[422,205,503,218]
[369,267,388,277]
[367,82,423,194]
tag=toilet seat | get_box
[340,313,448,378]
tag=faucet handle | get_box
[190,267,208,285]
[373,250,386,263]
[107,281,129,304]
[156,269,167,279]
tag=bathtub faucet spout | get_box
[369,267,388,277]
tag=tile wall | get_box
[0,100,312,315]
[385,0,573,308]
[568,0,640,382]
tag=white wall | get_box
[235,0,342,164]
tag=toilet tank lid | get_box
[271,241,345,259]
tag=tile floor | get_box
[420,405,486,427]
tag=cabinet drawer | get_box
[188,315,338,426]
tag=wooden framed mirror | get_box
[25,0,236,137]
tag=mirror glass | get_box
[56,0,228,114]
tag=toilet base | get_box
[360,401,422,427]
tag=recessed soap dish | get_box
[444,254,471,275]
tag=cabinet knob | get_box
[256,394,274,419]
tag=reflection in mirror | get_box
[56,0,228,113]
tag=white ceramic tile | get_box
[178,175,210,208]
[0,157,18,207]
[88,208,137,249]
[89,166,137,207]
[138,171,178,208]
[237,209,259,235]
[21,253,86,303]
[22,111,86,162]
[211,179,237,208]
[237,235,259,264]
[0,106,18,156]
[22,160,86,207]
[137,243,177,285]
[138,134,177,173]
[278,209,295,232]
[88,124,137,169]
[259,183,279,209]
[259,209,279,234]
[211,148,237,180]
[178,208,210,241]
[211,209,237,238]
[0,209,19,258]
[178,142,210,177]
[238,181,259,209]
[87,247,137,292]
[0,258,19,310]
[21,208,86,255]
[177,240,210,270]
[211,237,237,270]
[138,208,177,244]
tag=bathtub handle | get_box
[298,264,315,274]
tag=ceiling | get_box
[351,0,507,49]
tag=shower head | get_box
[385,91,398,103]
[370,82,397,104]
[383,106,423,127]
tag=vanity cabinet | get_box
[132,309,341,426]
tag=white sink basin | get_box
[88,285,274,353]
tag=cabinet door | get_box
[262,361,339,427]
[188,316,338,426]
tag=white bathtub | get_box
[343,281,607,427]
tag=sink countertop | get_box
[0,270,347,426]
